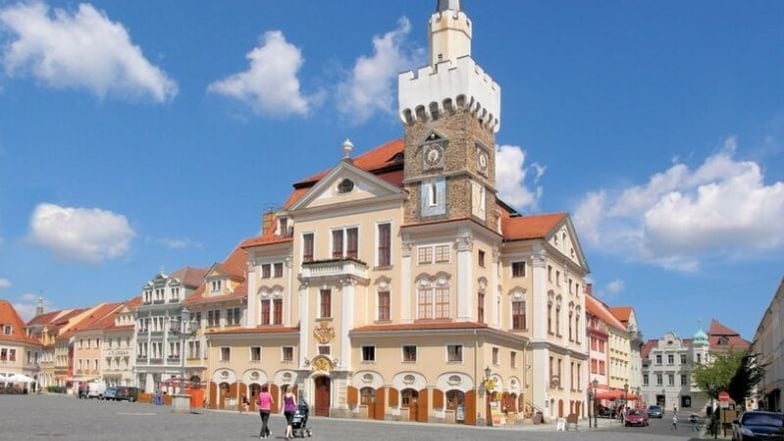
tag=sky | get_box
[0,0,782,342]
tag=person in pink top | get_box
[256,384,274,439]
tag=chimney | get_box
[261,211,275,235]
[585,283,593,296]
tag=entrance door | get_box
[314,376,331,417]
[401,389,418,421]
[360,387,376,419]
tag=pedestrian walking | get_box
[691,415,699,432]
[672,413,679,430]
[282,385,298,440]
[241,395,249,413]
[257,384,274,439]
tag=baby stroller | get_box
[290,401,312,438]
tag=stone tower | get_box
[399,0,501,229]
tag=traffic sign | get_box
[718,391,730,402]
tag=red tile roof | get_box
[608,306,633,325]
[58,303,123,340]
[294,139,405,189]
[207,325,299,336]
[708,319,750,351]
[502,213,567,241]
[0,300,41,345]
[585,294,626,332]
[184,245,248,305]
[171,267,209,288]
[641,340,657,359]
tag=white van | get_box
[87,382,106,399]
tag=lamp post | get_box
[588,382,594,428]
[170,307,196,413]
[484,366,493,427]
[592,378,599,428]
[623,382,629,417]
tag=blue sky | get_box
[0,0,782,342]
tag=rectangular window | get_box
[282,346,294,362]
[599,361,605,375]
[346,227,358,258]
[492,347,499,365]
[668,374,675,386]
[402,345,417,362]
[417,288,433,319]
[378,291,390,321]
[227,307,241,326]
[477,292,485,324]
[478,250,485,267]
[668,354,674,365]
[435,287,450,318]
[250,346,261,362]
[303,233,314,262]
[261,264,271,279]
[320,289,332,319]
[261,300,271,325]
[332,230,343,258]
[512,261,526,277]
[680,353,687,364]
[417,246,433,265]
[511,351,517,368]
[274,263,283,278]
[512,300,526,330]
[681,374,688,386]
[220,347,230,362]
[643,374,649,386]
[447,344,463,362]
[377,223,391,266]
[591,359,597,374]
[656,374,663,386]
[361,346,375,362]
[435,245,450,262]
[273,299,283,325]
[318,345,331,355]
[656,354,662,365]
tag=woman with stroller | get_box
[282,385,298,440]
[257,384,274,439]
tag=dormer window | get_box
[3,325,11,335]
[338,178,354,194]
[211,280,222,293]
[279,217,290,236]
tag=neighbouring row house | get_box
[0,300,41,387]
[753,277,784,411]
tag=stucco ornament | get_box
[311,356,332,373]
[313,322,335,344]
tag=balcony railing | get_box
[301,258,368,280]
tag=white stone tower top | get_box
[399,0,501,132]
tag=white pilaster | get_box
[532,253,548,339]
[401,241,412,323]
[246,259,257,327]
[340,279,356,371]
[491,247,500,328]
[298,282,310,366]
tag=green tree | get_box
[727,352,767,409]
[693,350,767,409]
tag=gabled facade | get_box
[584,292,626,396]
[134,266,208,393]
[0,300,42,389]
[197,1,592,426]
[609,306,644,393]
[64,302,124,390]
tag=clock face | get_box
[424,145,443,167]
[478,150,488,170]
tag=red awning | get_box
[595,390,639,401]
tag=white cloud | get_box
[0,2,177,102]
[604,279,625,296]
[574,138,784,271]
[495,144,545,211]
[0,278,10,289]
[336,17,424,124]
[28,203,135,264]
[208,30,319,118]
[157,237,201,250]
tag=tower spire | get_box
[436,0,463,12]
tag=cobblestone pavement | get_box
[0,394,708,441]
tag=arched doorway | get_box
[248,383,261,411]
[401,388,419,422]
[360,387,376,419]
[314,376,331,417]
[446,390,466,424]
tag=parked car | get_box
[86,382,106,399]
[114,387,139,402]
[624,409,650,427]
[647,405,663,418]
[732,410,784,441]
[102,387,118,400]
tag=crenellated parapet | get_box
[398,56,501,133]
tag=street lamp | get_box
[484,366,493,427]
[623,382,629,413]
[170,308,197,412]
[592,378,599,428]
[587,382,594,428]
